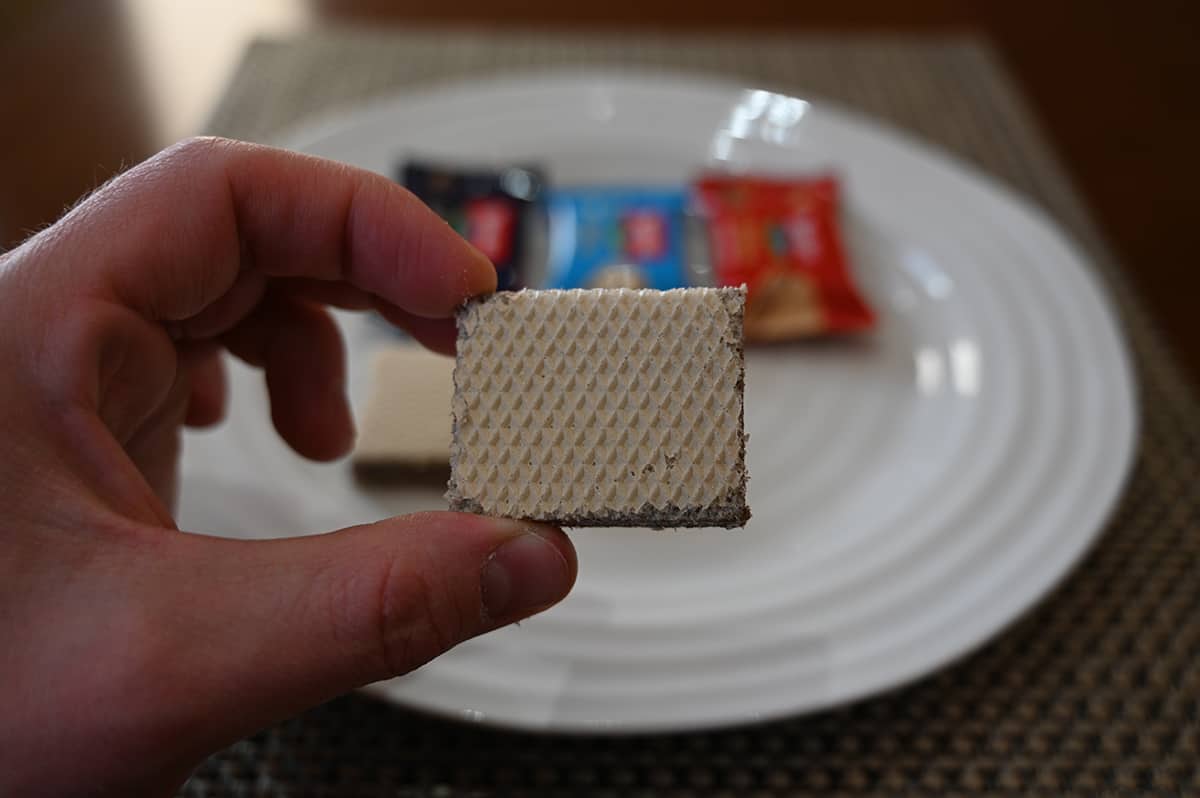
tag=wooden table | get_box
[2,0,1197,381]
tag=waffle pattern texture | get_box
[448,288,749,527]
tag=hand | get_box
[0,138,577,797]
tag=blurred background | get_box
[2,0,1196,379]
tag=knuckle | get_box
[366,550,473,677]
[319,543,476,681]
[163,135,233,162]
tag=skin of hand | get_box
[0,137,577,797]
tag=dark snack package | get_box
[545,187,690,290]
[400,161,545,290]
[694,174,874,342]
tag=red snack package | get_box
[695,175,874,342]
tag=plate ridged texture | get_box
[447,288,749,528]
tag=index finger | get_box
[33,137,496,323]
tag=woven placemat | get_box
[187,30,1199,797]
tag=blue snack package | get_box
[545,187,690,290]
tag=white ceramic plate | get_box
[179,72,1137,733]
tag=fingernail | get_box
[481,527,572,621]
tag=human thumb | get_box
[137,512,574,753]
